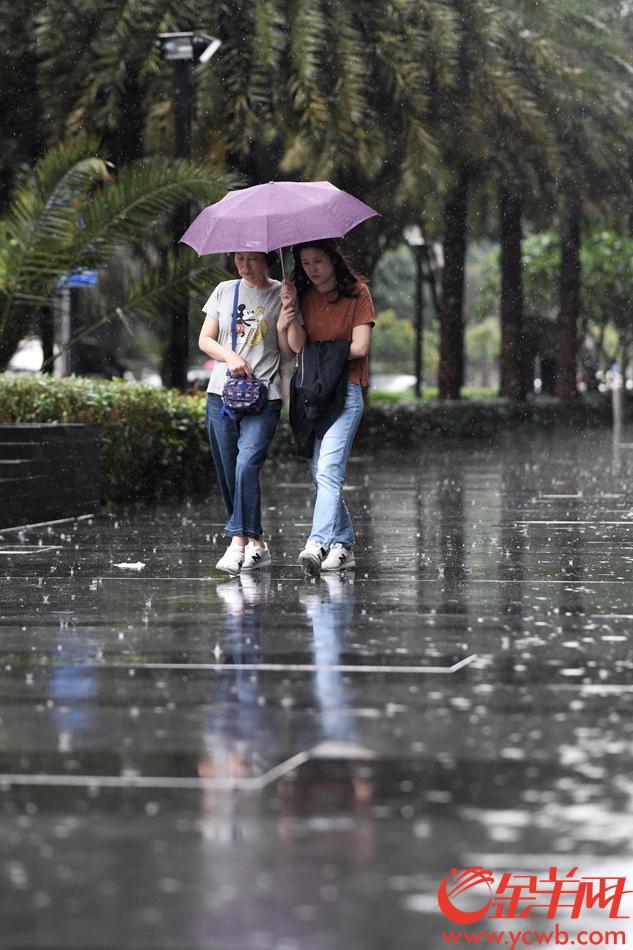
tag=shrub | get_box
[357,394,611,450]
[0,376,210,502]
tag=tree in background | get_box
[431,0,557,400]
[505,0,633,398]
[2,0,633,394]
[0,138,228,371]
[30,0,435,277]
[0,3,45,210]
[472,229,633,389]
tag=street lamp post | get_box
[404,226,426,399]
[157,32,221,390]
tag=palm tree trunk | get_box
[499,191,526,400]
[439,168,469,400]
[555,191,581,398]
[39,306,55,374]
[107,67,145,166]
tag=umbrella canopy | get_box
[180,180,379,255]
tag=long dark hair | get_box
[292,239,365,301]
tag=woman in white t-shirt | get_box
[199,251,305,574]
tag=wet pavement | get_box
[1,426,633,949]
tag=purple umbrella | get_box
[180,181,379,271]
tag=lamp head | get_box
[157,31,221,63]
[194,34,222,63]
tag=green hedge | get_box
[0,376,210,503]
[358,393,613,447]
[0,376,613,503]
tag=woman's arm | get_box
[277,301,306,357]
[349,324,372,360]
[198,313,253,377]
[278,278,305,355]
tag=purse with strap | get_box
[221,279,270,420]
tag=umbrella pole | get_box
[279,248,285,279]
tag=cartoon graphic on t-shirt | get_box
[234,302,270,347]
[245,312,269,348]
[235,304,249,337]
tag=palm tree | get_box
[25,0,633,403]
[438,0,633,402]
[273,0,439,276]
[33,0,286,176]
[32,0,440,276]
[552,6,633,397]
[498,0,633,399]
[33,0,194,165]
[430,0,557,400]
[0,137,230,371]
[489,3,566,399]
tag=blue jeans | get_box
[206,394,281,539]
[308,382,363,548]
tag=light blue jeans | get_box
[308,382,363,549]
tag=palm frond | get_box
[0,139,110,340]
[101,248,227,327]
[70,159,233,264]
[0,142,232,370]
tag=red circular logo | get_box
[438,867,495,924]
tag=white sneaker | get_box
[321,543,356,572]
[215,544,244,574]
[298,540,327,577]
[241,541,271,571]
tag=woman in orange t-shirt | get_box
[280,239,375,574]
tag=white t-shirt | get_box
[202,279,283,399]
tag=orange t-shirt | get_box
[299,283,375,386]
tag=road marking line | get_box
[0,742,376,791]
[65,654,478,675]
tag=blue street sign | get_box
[58,270,98,289]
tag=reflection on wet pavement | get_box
[0,428,632,948]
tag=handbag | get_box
[221,279,269,420]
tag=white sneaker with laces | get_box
[298,540,327,577]
[215,544,244,574]
[321,543,356,572]
[242,542,271,571]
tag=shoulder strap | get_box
[227,279,241,378]
[231,279,241,353]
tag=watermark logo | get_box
[438,867,631,922]
[438,867,631,946]
[438,867,495,925]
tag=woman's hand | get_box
[277,302,297,332]
[280,278,297,306]
[226,351,254,377]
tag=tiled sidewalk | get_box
[0,428,632,949]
